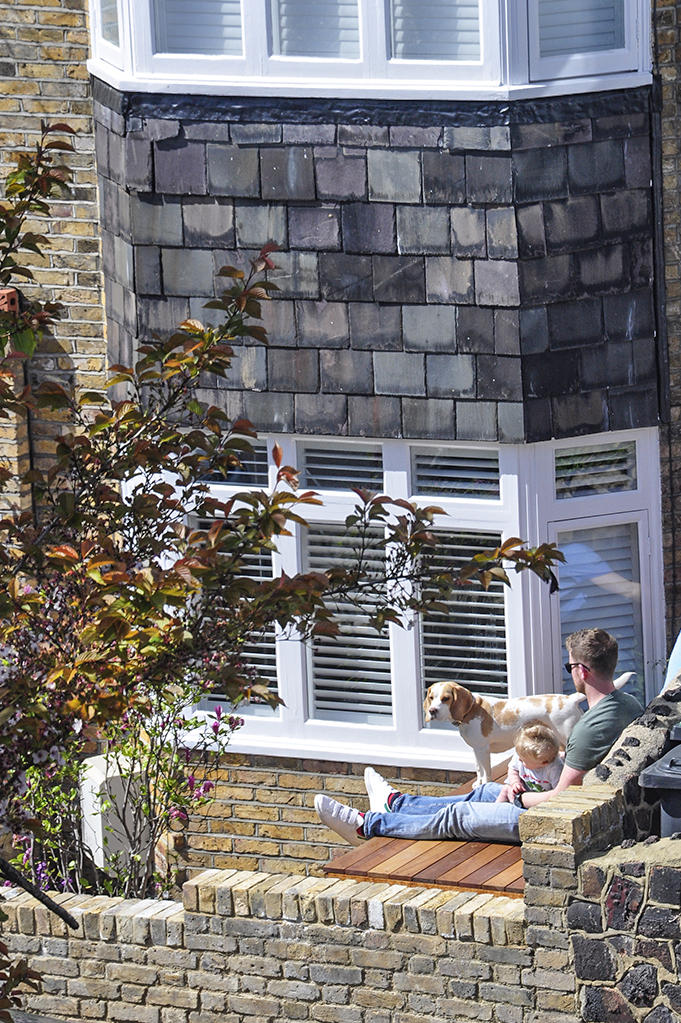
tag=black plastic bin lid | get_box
[640,747,681,790]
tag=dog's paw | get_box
[613,671,635,690]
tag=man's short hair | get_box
[566,628,618,677]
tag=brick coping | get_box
[1,869,525,948]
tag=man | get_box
[315,628,643,846]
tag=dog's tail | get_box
[569,671,635,703]
[613,671,635,690]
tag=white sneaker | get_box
[364,766,398,813]
[315,794,364,846]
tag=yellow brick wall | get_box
[0,0,104,483]
[179,755,473,880]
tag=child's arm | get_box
[504,765,526,795]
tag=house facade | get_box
[83,0,669,778]
[5,0,681,789]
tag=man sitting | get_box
[315,628,643,846]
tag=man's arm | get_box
[517,764,585,808]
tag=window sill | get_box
[87,57,652,104]
[182,718,489,772]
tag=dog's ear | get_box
[449,684,476,722]
[423,685,436,720]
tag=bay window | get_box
[196,427,662,771]
[87,0,650,100]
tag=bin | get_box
[639,724,681,837]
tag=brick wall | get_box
[171,757,472,881]
[0,874,528,1023]
[0,0,105,478]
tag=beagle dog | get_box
[424,675,634,787]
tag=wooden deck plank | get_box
[411,841,489,883]
[496,859,526,891]
[331,837,407,875]
[321,758,526,896]
[438,843,517,886]
[324,837,399,874]
[383,841,467,881]
[461,846,522,887]
[366,839,442,878]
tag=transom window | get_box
[89,0,650,100]
[196,429,662,772]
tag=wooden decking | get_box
[322,760,524,896]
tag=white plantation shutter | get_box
[421,532,508,699]
[272,0,360,58]
[412,448,500,499]
[224,546,278,708]
[390,0,480,61]
[192,521,278,708]
[302,445,383,490]
[306,524,392,723]
[100,0,120,45]
[555,441,637,500]
[154,0,243,55]
[538,0,624,57]
[557,522,644,702]
[205,445,269,487]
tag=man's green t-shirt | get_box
[564,690,643,772]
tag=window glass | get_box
[272,0,360,58]
[555,441,637,500]
[100,0,120,45]
[390,0,480,61]
[557,522,644,703]
[306,523,392,724]
[538,0,624,57]
[154,0,243,55]
[302,445,383,490]
[421,531,508,702]
[205,445,269,487]
[411,447,500,499]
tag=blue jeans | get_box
[362,782,523,843]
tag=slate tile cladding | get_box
[93,83,661,443]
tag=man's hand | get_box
[495,784,515,803]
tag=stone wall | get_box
[92,81,659,444]
[1,872,528,1023]
[570,841,681,1023]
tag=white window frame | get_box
[527,0,640,82]
[193,427,663,771]
[527,427,664,709]
[86,0,651,101]
[90,0,126,71]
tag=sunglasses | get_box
[564,662,590,675]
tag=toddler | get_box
[496,723,563,803]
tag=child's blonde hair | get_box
[515,724,560,764]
